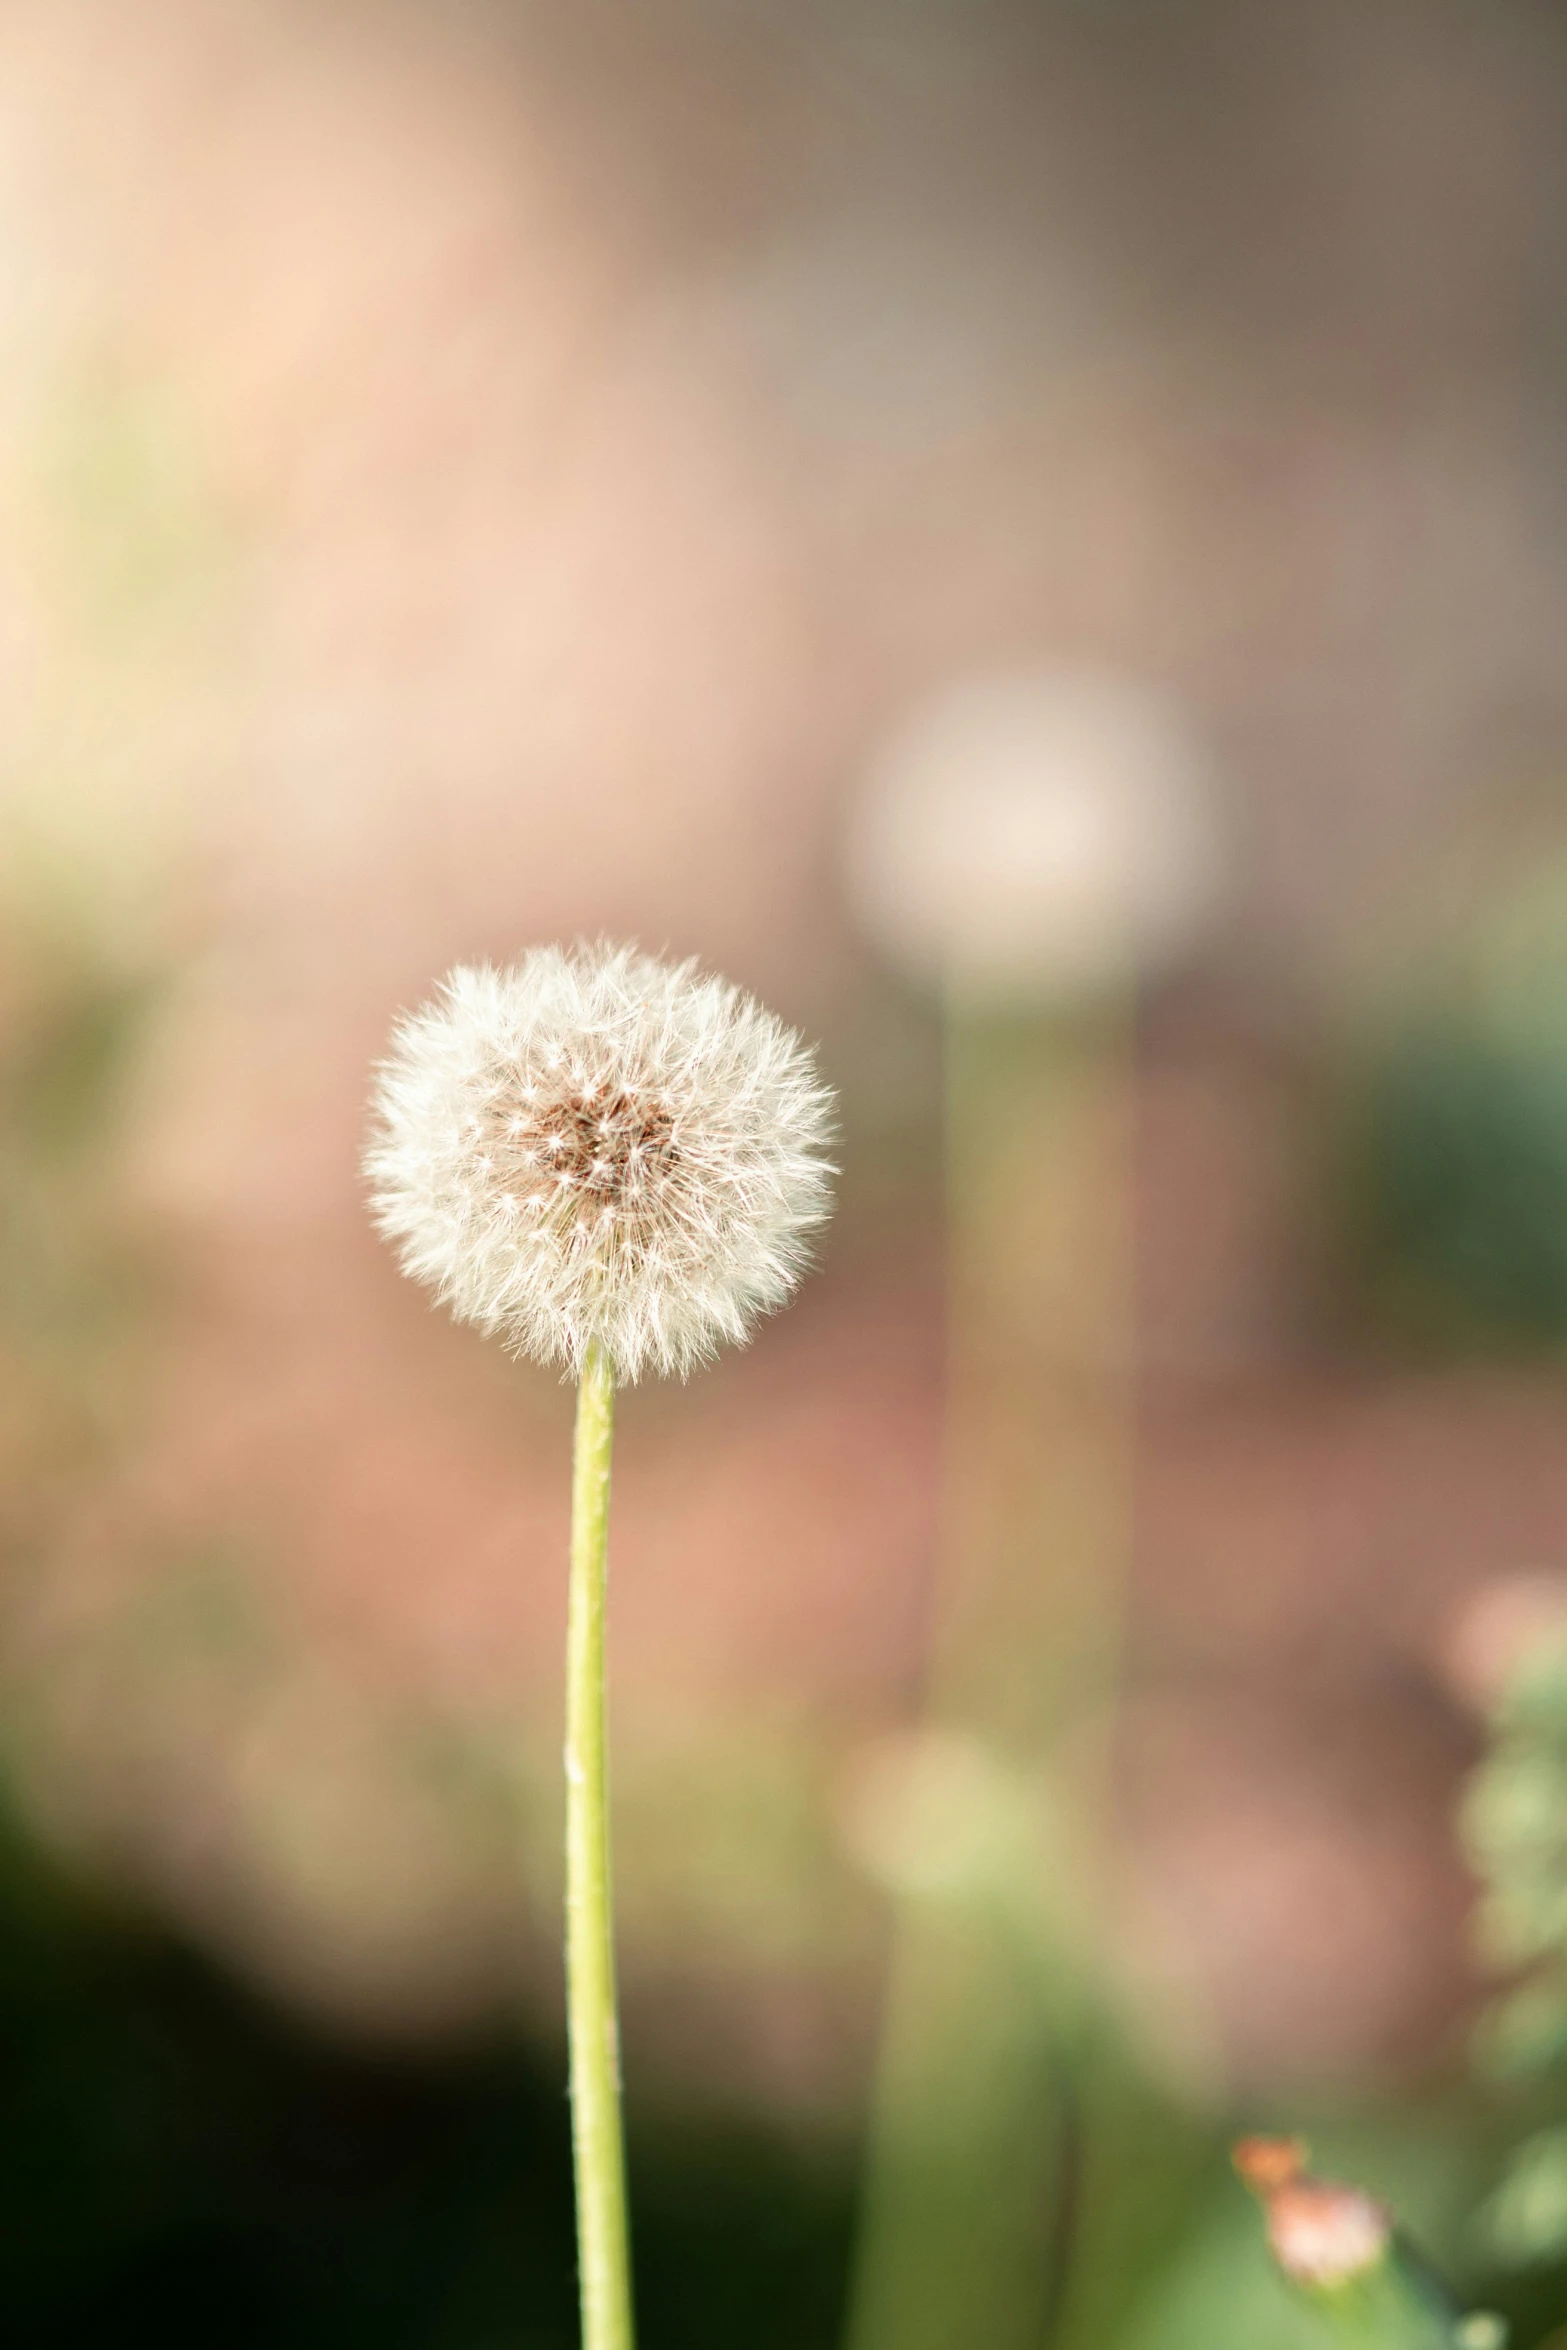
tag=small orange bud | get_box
[1233,2136,1309,2195]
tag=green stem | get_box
[566,1341,634,2350]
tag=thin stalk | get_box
[844,998,1131,2350]
[566,1340,634,2350]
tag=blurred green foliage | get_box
[1338,856,1567,1355]
[1464,1628,1567,2281]
[39,356,230,646]
[1344,1021,1567,1350]
[0,927,162,1418]
[1467,1637,1567,2012]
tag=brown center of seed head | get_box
[514,1081,681,1219]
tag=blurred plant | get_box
[1463,1620,1567,2275]
[838,1725,1093,2348]
[364,944,835,2350]
[1339,853,1567,1356]
[839,665,1223,2350]
[0,916,164,1588]
[39,355,228,650]
[1236,2138,1506,2350]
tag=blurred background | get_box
[6,0,1567,2342]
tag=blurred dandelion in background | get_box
[844,668,1222,1006]
[840,662,1224,2350]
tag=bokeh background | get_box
[7,1,1567,2343]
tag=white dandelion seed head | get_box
[364,944,836,1383]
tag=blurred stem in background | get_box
[566,1342,635,2350]
[844,995,1132,2350]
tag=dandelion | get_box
[366,944,835,1383]
[365,942,835,2350]
[843,663,1223,1004]
[838,663,1222,2350]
